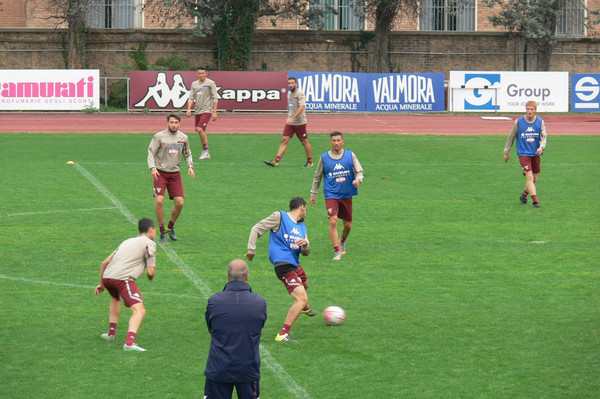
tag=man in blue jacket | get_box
[204,259,267,399]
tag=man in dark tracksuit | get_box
[204,259,267,399]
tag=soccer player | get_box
[186,67,219,160]
[504,100,547,208]
[147,113,195,242]
[264,77,313,168]
[94,218,157,352]
[245,197,316,342]
[204,259,267,399]
[310,131,364,260]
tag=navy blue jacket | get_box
[204,280,267,383]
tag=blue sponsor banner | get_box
[290,71,367,112]
[366,73,445,112]
[571,74,600,112]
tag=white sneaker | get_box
[101,333,115,341]
[339,240,346,255]
[199,149,211,160]
[123,343,147,352]
[333,251,343,261]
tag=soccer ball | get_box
[323,306,346,326]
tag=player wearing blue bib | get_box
[504,101,547,207]
[311,131,364,260]
[246,197,315,342]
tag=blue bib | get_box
[268,211,307,267]
[322,150,358,199]
[517,116,543,157]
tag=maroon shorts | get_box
[283,124,308,141]
[518,156,541,175]
[153,170,184,199]
[325,197,353,222]
[102,278,144,307]
[278,265,308,294]
[194,113,212,131]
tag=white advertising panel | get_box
[449,71,569,112]
[0,69,100,111]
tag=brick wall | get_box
[0,29,598,78]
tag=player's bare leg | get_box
[109,297,121,324]
[197,127,210,159]
[165,197,184,241]
[265,136,291,167]
[525,171,541,207]
[300,280,316,316]
[525,171,537,197]
[170,197,184,224]
[128,303,146,334]
[123,303,147,351]
[339,219,352,254]
[275,286,308,342]
[329,215,343,260]
[276,136,291,159]
[301,139,313,166]
[101,297,121,341]
[154,196,168,242]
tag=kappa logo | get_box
[333,163,345,171]
[327,208,333,214]
[134,72,189,108]
[290,227,301,236]
[525,126,536,133]
[133,293,140,297]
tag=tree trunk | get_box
[370,4,395,73]
[65,0,88,69]
[536,42,553,71]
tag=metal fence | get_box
[86,0,139,29]
[556,0,586,36]
[420,0,476,31]
[312,0,364,30]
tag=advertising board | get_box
[571,74,600,112]
[129,71,288,111]
[0,69,100,111]
[366,73,445,112]
[289,71,367,112]
[448,71,569,112]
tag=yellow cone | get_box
[66,161,75,165]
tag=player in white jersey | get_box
[186,68,219,160]
[264,77,313,168]
[95,218,157,352]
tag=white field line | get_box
[74,162,310,399]
[1,206,117,218]
[0,274,203,300]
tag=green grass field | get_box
[1,132,599,398]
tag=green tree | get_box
[146,0,318,71]
[483,0,599,70]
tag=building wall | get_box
[4,0,598,35]
[1,28,598,77]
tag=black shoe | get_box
[159,232,167,243]
[301,308,316,316]
[520,195,528,204]
[167,229,178,241]
[532,201,540,208]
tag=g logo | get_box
[463,74,501,110]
